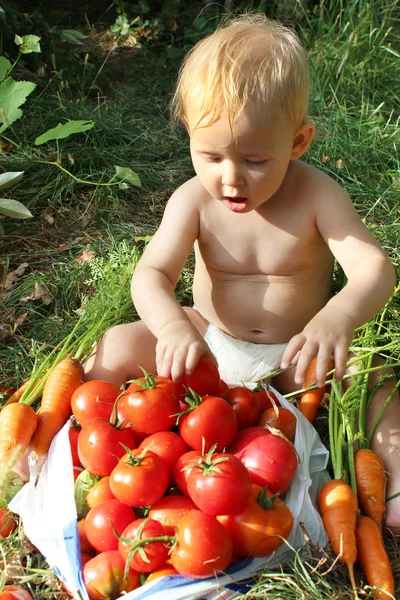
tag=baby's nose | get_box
[221,161,243,186]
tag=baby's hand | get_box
[280,306,355,387]
[156,319,212,382]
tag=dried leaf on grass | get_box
[74,248,95,264]
[3,262,29,290]
[19,282,52,305]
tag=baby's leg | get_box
[366,358,400,533]
[84,307,209,389]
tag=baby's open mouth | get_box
[224,196,248,203]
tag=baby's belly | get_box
[192,270,332,344]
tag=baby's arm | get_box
[131,178,210,381]
[281,179,396,386]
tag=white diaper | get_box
[204,322,288,386]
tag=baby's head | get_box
[171,13,310,133]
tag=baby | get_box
[85,14,400,529]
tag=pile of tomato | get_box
[68,356,299,600]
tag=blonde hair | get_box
[171,13,310,130]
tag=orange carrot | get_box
[355,449,386,532]
[0,403,38,467]
[318,478,358,592]
[299,357,334,423]
[355,515,395,599]
[32,358,83,456]
[4,379,41,406]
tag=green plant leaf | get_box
[18,34,41,54]
[0,199,33,218]
[0,77,36,133]
[114,165,141,187]
[0,57,12,83]
[34,119,95,145]
[74,470,99,520]
[60,30,88,45]
[0,171,24,190]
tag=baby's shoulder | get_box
[169,175,211,206]
[290,160,348,202]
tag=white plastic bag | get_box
[10,385,329,600]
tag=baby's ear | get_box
[290,121,315,159]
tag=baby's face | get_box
[188,109,298,213]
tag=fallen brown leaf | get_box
[75,248,95,264]
[43,213,55,225]
[4,262,29,290]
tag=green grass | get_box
[1,0,400,598]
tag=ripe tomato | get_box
[78,418,136,477]
[68,427,82,467]
[225,386,262,429]
[138,431,188,485]
[146,565,178,582]
[179,396,237,452]
[173,450,202,496]
[85,499,134,553]
[71,380,120,426]
[0,507,16,537]
[229,427,298,495]
[83,551,140,600]
[110,448,168,507]
[253,385,279,412]
[86,476,114,509]
[217,379,229,394]
[217,484,294,557]
[148,495,196,535]
[0,587,33,600]
[77,518,96,555]
[186,452,252,515]
[170,510,233,578]
[259,407,297,442]
[118,518,171,573]
[174,355,220,397]
[123,374,180,434]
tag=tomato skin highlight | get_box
[83,551,140,600]
[0,586,33,600]
[174,355,220,397]
[179,396,237,452]
[0,507,16,537]
[118,518,171,573]
[138,431,189,485]
[225,386,262,430]
[78,418,136,477]
[85,499,135,553]
[186,453,252,516]
[217,484,294,557]
[258,407,297,442]
[230,427,298,495]
[71,380,120,426]
[171,510,233,579]
[123,376,180,434]
[110,449,169,507]
[148,495,197,535]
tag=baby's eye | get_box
[206,157,220,163]
[246,159,267,165]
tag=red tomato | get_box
[78,418,136,477]
[253,385,280,412]
[118,518,171,573]
[83,551,140,600]
[148,495,196,535]
[68,427,82,467]
[81,552,93,567]
[0,507,16,537]
[71,380,120,426]
[259,407,297,442]
[225,386,262,429]
[217,484,294,557]
[186,452,252,515]
[173,450,202,496]
[0,587,33,600]
[110,449,168,507]
[179,396,237,452]
[85,499,135,553]
[217,379,229,394]
[86,476,115,509]
[229,427,298,495]
[170,510,233,578]
[146,565,178,582]
[174,355,220,397]
[123,374,180,434]
[73,466,84,481]
[138,431,189,485]
[77,518,96,555]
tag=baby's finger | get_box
[170,351,186,382]
[315,346,333,387]
[280,334,306,369]
[334,343,349,381]
[185,343,204,376]
[157,349,173,378]
[294,341,319,385]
